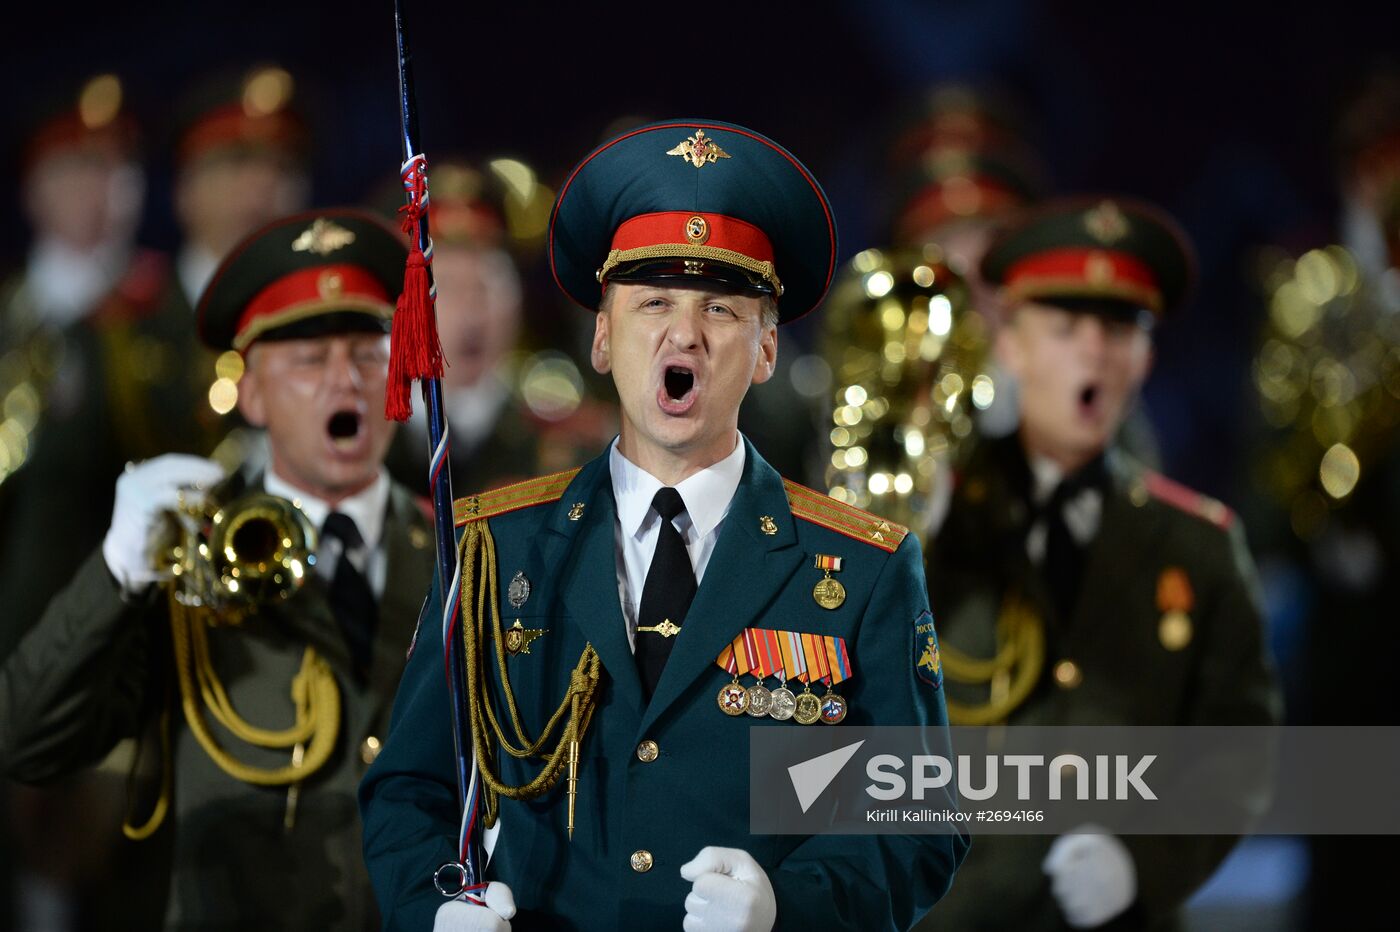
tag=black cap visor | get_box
[605,257,775,297]
[251,309,391,346]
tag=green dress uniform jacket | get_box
[921,436,1281,932]
[0,477,434,931]
[360,439,969,931]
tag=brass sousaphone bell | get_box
[818,244,992,544]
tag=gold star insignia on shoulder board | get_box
[666,129,731,168]
[291,218,357,256]
[1084,200,1129,245]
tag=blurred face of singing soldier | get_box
[997,300,1153,474]
[590,282,777,485]
[237,332,397,505]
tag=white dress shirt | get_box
[1025,455,1103,565]
[26,236,130,327]
[408,373,510,451]
[177,246,221,308]
[264,468,391,599]
[609,436,746,651]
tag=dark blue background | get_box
[3,0,1398,501]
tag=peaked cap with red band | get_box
[174,66,309,169]
[892,149,1042,246]
[197,208,406,352]
[548,118,838,324]
[981,196,1196,318]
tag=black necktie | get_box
[322,512,378,683]
[1039,458,1108,623]
[635,488,696,699]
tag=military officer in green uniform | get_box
[0,208,436,930]
[921,198,1281,930]
[360,120,968,931]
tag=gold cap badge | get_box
[666,129,731,168]
[1084,200,1129,245]
[292,218,357,256]
[316,269,344,299]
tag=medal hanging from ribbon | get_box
[741,628,775,717]
[715,642,748,715]
[715,629,851,724]
[812,554,846,610]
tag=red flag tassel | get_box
[385,162,445,422]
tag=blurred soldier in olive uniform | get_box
[383,160,614,494]
[0,77,166,932]
[0,209,434,930]
[361,119,967,931]
[0,66,311,656]
[0,76,161,654]
[922,198,1280,931]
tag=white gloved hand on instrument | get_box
[680,846,776,932]
[432,883,516,932]
[102,454,224,595]
[1042,825,1137,928]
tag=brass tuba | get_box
[818,244,992,544]
[1251,244,1400,541]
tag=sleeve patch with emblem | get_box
[914,609,942,689]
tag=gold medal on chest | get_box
[793,686,822,725]
[812,554,846,610]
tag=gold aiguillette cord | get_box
[458,520,600,838]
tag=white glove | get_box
[102,454,225,595]
[680,846,776,932]
[1042,825,1137,928]
[433,883,516,932]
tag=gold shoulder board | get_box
[782,479,909,553]
[453,468,582,526]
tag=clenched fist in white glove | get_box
[680,846,776,932]
[102,454,225,595]
[433,883,516,932]
[1042,825,1137,928]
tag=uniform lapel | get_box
[1072,453,1164,632]
[372,485,435,695]
[552,458,647,716]
[639,439,804,734]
